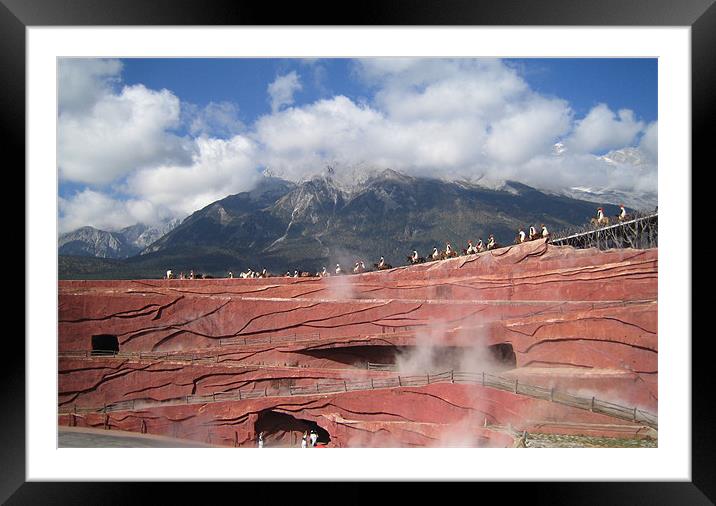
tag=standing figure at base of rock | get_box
[310,430,318,447]
[301,431,308,448]
[258,431,264,448]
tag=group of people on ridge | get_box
[514,224,551,244]
[165,269,201,280]
[165,206,631,280]
[591,204,630,227]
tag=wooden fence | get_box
[59,368,657,429]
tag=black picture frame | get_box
[7,0,708,501]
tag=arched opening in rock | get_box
[255,410,331,448]
[296,343,516,373]
[394,344,517,374]
[296,345,399,368]
[488,343,517,370]
[91,334,119,355]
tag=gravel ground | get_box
[524,433,657,448]
[58,428,212,448]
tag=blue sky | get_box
[58,58,658,233]
[117,58,657,134]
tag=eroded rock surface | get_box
[59,240,657,447]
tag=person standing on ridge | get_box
[618,204,628,222]
[518,228,526,243]
[487,235,496,250]
[529,226,538,241]
[541,224,550,241]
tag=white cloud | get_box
[186,101,244,138]
[566,103,645,154]
[124,134,261,217]
[58,58,123,115]
[640,121,658,162]
[58,58,658,232]
[255,60,576,182]
[58,189,169,234]
[58,141,260,232]
[267,71,302,113]
[58,83,193,185]
[484,98,572,165]
[363,58,528,122]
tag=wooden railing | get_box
[551,212,658,250]
[59,369,657,429]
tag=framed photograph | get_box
[9,0,708,500]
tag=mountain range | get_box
[58,219,180,259]
[59,170,641,279]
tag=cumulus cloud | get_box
[185,101,244,138]
[58,189,173,234]
[60,135,261,234]
[363,58,529,122]
[124,134,261,217]
[58,58,657,234]
[58,81,193,185]
[58,58,123,115]
[566,103,645,154]
[267,71,302,113]
[256,59,580,183]
[639,121,658,162]
[484,98,572,165]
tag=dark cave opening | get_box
[296,343,516,372]
[91,334,119,355]
[297,345,399,368]
[488,343,517,369]
[255,410,331,448]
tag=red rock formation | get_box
[58,239,658,446]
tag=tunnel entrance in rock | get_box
[296,343,516,373]
[255,410,331,448]
[91,334,119,355]
[394,344,517,373]
[488,343,516,370]
[297,345,399,368]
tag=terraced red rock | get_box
[58,239,658,447]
